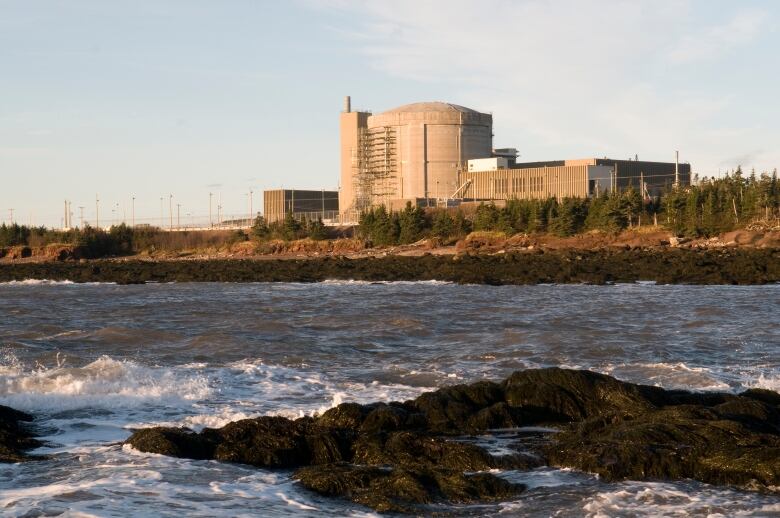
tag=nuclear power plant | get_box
[339,97,494,215]
[263,96,691,225]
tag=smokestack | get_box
[344,95,351,113]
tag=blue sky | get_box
[1,0,778,227]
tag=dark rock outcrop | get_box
[294,463,523,514]
[125,368,780,513]
[0,404,41,462]
[2,248,779,285]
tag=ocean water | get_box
[0,280,779,517]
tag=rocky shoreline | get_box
[123,368,779,513]
[5,368,780,513]
[1,248,779,285]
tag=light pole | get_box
[176,203,180,230]
[209,192,213,228]
[160,197,164,228]
[169,194,173,231]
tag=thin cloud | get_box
[669,9,768,64]
[310,0,779,175]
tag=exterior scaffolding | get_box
[352,125,398,212]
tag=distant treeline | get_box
[0,213,331,257]
[1,169,778,254]
[358,168,780,244]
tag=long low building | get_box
[459,164,613,201]
[513,158,690,195]
[263,189,339,224]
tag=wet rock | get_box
[125,427,216,460]
[351,431,532,471]
[545,404,780,487]
[124,368,780,512]
[413,380,505,432]
[294,463,524,514]
[129,416,351,468]
[2,248,778,285]
[0,404,41,463]
[502,368,664,422]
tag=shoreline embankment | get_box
[1,248,778,285]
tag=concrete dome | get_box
[380,101,480,115]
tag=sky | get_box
[1,0,778,227]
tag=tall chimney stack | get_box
[344,95,351,113]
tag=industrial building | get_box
[265,96,692,224]
[337,96,691,221]
[263,189,339,224]
[460,164,614,201]
[512,158,691,195]
[339,97,493,218]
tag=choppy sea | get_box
[0,280,778,517]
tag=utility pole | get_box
[96,194,100,229]
[209,192,213,228]
[79,206,85,228]
[176,203,180,230]
[8,208,13,224]
[132,196,135,228]
[169,194,173,231]
[249,189,253,224]
[674,150,680,187]
[160,197,164,228]
[64,200,68,229]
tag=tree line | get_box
[2,168,778,253]
[357,168,779,244]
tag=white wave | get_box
[319,279,453,286]
[0,279,115,286]
[0,279,74,286]
[581,481,780,517]
[224,359,431,417]
[0,354,211,412]
[603,362,731,391]
[132,408,258,431]
[746,373,780,392]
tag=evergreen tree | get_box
[431,210,454,238]
[281,211,301,241]
[398,202,425,244]
[251,216,270,240]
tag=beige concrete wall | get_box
[368,104,492,202]
[339,111,369,216]
[461,165,591,200]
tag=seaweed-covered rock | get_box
[124,368,780,513]
[294,463,524,514]
[125,427,216,459]
[546,404,780,487]
[413,380,505,432]
[128,416,352,468]
[0,404,41,463]
[502,368,664,422]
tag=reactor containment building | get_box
[340,97,493,217]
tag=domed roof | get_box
[380,101,481,115]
